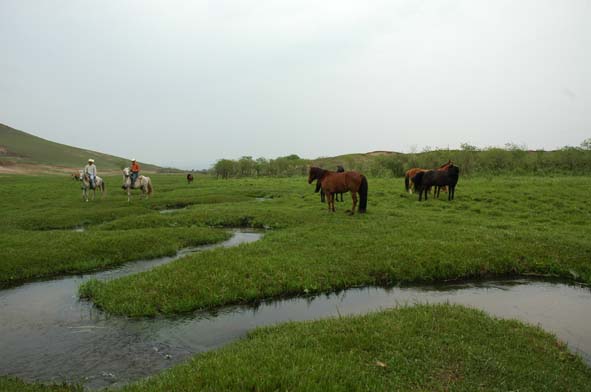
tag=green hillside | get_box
[0,123,168,173]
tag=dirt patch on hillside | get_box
[365,150,395,156]
[0,163,78,175]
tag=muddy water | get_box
[0,234,590,389]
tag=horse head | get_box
[122,168,132,188]
[308,167,325,184]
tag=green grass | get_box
[5,305,591,391]
[0,377,81,392]
[2,173,590,309]
[0,174,240,285]
[2,174,591,391]
[73,175,591,316]
[117,304,591,391]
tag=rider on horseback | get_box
[84,159,97,189]
[130,159,140,188]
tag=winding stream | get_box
[0,230,590,389]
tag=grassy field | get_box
[2,304,591,391]
[1,173,590,304]
[69,175,591,317]
[2,172,591,390]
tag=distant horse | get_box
[187,173,194,184]
[316,165,345,203]
[404,160,452,194]
[413,164,459,201]
[71,172,80,181]
[308,166,367,214]
[122,167,153,202]
[79,170,105,202]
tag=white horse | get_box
[122,167,153,202]
[79,170,105,202]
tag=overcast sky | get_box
[1,1,589,169]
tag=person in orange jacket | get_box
[130,158,141,187]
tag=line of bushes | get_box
[210,140,591,178]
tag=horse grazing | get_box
[79,170,105,202]
[316,165,345,203]
[404,160,453,194]
[308,167,367,214]
[187,173,194,184]
[122,167,153,202]
[413,164,459,201]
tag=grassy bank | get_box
[79,175,591,316]
[118,305,591,391]
[0,377,81,392]
[0,174,244,285]
[3,305,590,391]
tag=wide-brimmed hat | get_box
[88,158,94,163]
[131,158,136,162]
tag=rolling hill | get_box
[0,123,170,174]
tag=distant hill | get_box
[0,123,173,174]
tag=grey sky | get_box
[1,0,589,169]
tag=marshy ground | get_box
[1,173,590,390]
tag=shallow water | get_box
[0,233,590,389]
[158,207,187,214]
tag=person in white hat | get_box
[84,158,97,189]
[130,158,141,187]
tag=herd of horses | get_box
[72,161,459,209]
[310,160,459,213]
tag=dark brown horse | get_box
[187,173,194,184]
[308,167,367,214]
[413,164,459,201]
[316,165,345,203]
[404,160,452,194]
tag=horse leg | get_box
[350,192,358,215]
[327,192,335,212]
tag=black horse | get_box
[413,164,460,201]
[316,166,345,203]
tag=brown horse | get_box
[187,173,194,184]
[413,164,460,201]
[316,165,345,203]
[308,167,367,214]
[404,160,452,194]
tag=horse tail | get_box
[358,175,368,213]
[101,181,105,194]
[404,173,410,192]
[147,179,153,195]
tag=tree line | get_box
[211,140,591,178]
